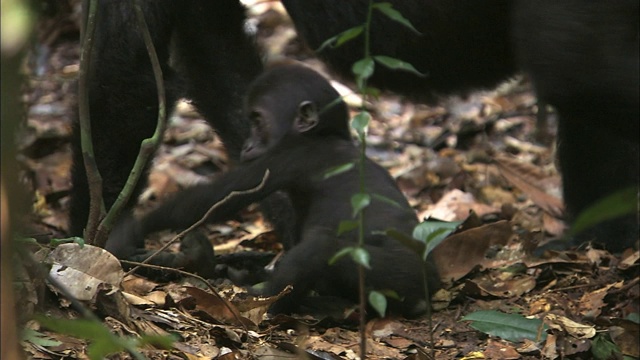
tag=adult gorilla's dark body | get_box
[70,1,638,256]
[282,0,639,251]
[69,1,265,237]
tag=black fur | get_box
[282,0,639,251]
[69,0,263,236]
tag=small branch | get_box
[94,0,168,247]
[358,264,367,358]
[118,170,270,349]
[423,264,435,359]
[124,169,270,275]
[78,0,104,242]
[120,260,250,334]
[356,2,375,358]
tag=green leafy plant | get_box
[322,0,429,316]
[319,1,446,357]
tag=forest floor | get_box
[14,1,639,359]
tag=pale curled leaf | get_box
[369,291,388,318]
[544,314,596,339]
[351,192,371,218]
[351,111,371,137]
[350,247,371,269]
[46,243,124,301]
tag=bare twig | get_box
[120,260,250,334]
[124,169,270,275]
[118,170,270,353]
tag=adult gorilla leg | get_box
[69,1,182,236]
[556,118,639,251]
[513,0,639,251]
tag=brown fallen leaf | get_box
[467,273,536,298]
[185,286,255,328]
[484,339,520,359]
[495,154,564,218]
[433,220,514,283]
[610,319,640,358]
[541,333,559,359]
[418,189,500,222]
[46,243,124,301]
[578,281,623,318]
[544,314,596,339]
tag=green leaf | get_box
[352,57,375,88]
[337,220,359,236]
[368,291,388,318]
[413,220,459,241]
[317,26,364,52]
[377,289,401,301]
[372,3,421,35]
[323,162,355,180]
[329,246,355,265]
[50,237,85,247]
[591,333,622,360]
[571,187,637,235]
[461,310,548,343]
[413,220,459,259]
[351,192,371,218]
[351,111,371,137]
[371,193,403,209]
[350,247,371,269]
[385,228,425,256]
[316,35,339,52]
[335,25,364,47]
[352,57,375,79]
[17,237,38,245]
[374,55,426,77]
[626,312,640,324]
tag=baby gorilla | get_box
[106,64,437,316]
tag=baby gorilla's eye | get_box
[250,111,263,127]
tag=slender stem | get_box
[423,264,435,358]
[78,0,103,242]
[356,2,375,358]
[94,0,168,247]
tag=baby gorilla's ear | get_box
[294,101,319,133]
